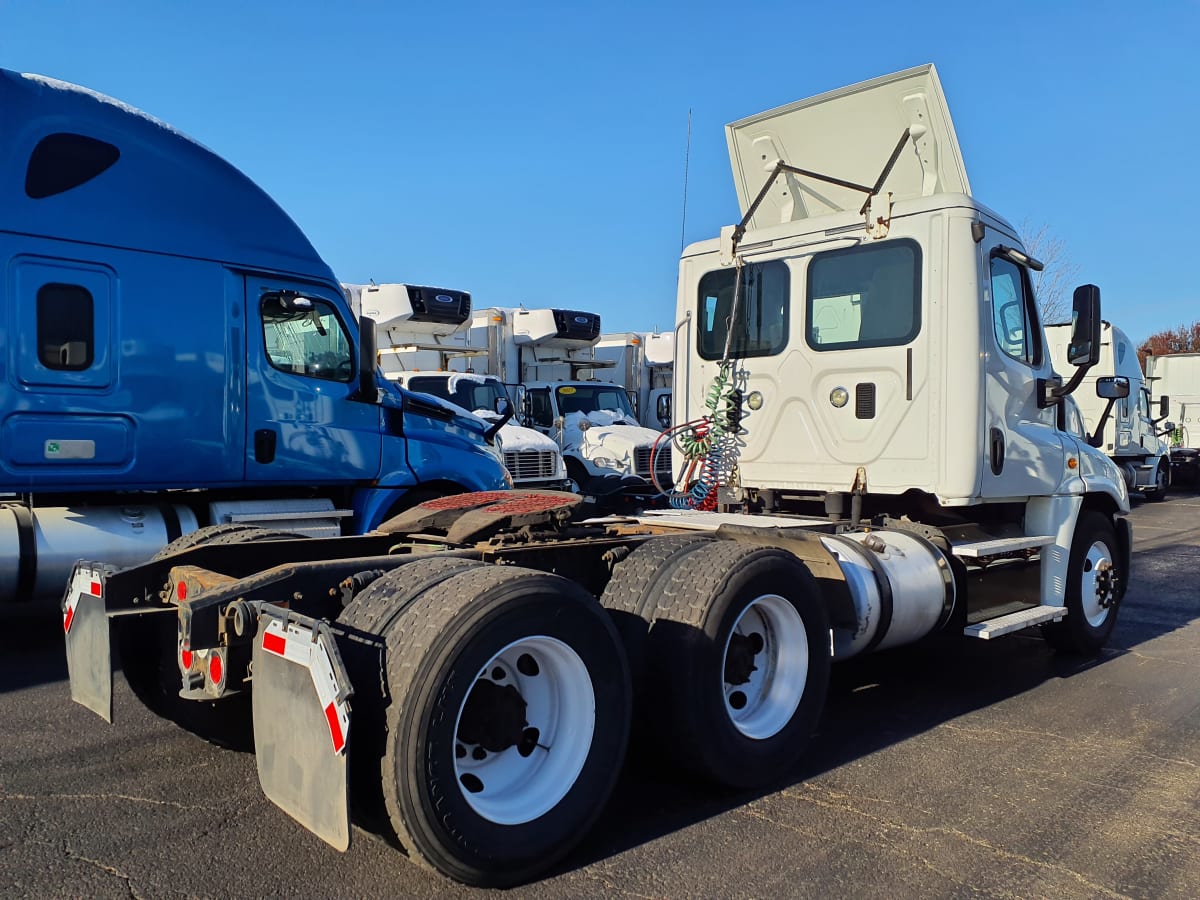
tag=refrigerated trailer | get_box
[1145,351,1200,486]
[66,64,1131,888]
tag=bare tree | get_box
[1019,221,1080,325]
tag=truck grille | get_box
[504,450,559,482]
[634,446,672,480]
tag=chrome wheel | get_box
[1080,540,1116,628]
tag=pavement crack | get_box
[782,784,1132,899]
[939,722,1200,770]
[2,790,210,810]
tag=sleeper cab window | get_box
[38,283,94,370]
[806,241,921,351]
[697,260,789,360]
[26,133,121,199]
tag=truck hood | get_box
[494,422,561,455]
[726,63,970,231]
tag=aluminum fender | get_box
[63,563,113,722]
[1025,494,1085,608]
[252,608,353,852]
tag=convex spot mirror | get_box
[1066,284,1102,366]
[1096,375,1130,400]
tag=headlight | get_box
[592,455,621,470]
[577,418,593,432]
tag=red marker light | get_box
[208,652,223,685]
[180,648,194,671]
[177,581,188,601]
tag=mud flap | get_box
[252,607,354,851]
[63,563,113,722]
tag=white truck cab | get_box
[672,64,1130,651]
[582,332,674,429]
[1046,321,1171,500]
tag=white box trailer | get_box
[581,331,674,429]
[1046,321,1171,499]
[68,65,1133,890]
[1145,351,1200,485]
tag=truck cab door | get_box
[245,277,382,483]
[981,245,1064,498]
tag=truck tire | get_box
[611,539,831,788]
[599,533,715,679]
[1041,511,1122,655]
[336,557,487,828]
[121,525,308,746]
[371,565,630,887]
[1143,461,1169,503]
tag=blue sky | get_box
[4,1,1197,344]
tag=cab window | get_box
[261,293,353,382]
[697,261,789,360]
[990,255,1042,366]
[527,388,553,427]
[806,241,920,351]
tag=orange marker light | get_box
[1067,458,1078,469]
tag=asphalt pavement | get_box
[2,496,1198,898]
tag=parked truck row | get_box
[50,64,1141,888]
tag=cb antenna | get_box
[680,108,692,253]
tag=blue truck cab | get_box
[0,69,508,601]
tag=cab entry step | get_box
[951,535,1055,558]
[964,605,1067,639]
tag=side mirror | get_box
[494,397,511,416]
[1096,375,1130,400]
[1066,284,1101,366]
[1159,395,1170,418]
[357,316,378,403]
[656,393,672,429]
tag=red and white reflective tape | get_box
[260,618,351,755]
[63,565,102,635]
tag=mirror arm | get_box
[483,404,515,445]
[1089,398,1116,448]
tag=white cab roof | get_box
[726,64,970,230]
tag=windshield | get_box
[555,384,634,418]
[407,375,508,414]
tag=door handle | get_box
[989,427,1005,476]
[255,428,277,464]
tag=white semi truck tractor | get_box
[1045,321,1172,499]
[68,65,1131,888]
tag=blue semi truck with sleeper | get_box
[0,68,509,603]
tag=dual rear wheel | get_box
[336,537,830,885]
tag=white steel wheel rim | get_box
[452,635,595,825]
[1080,541,1115,627]
[721,594,808,740]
